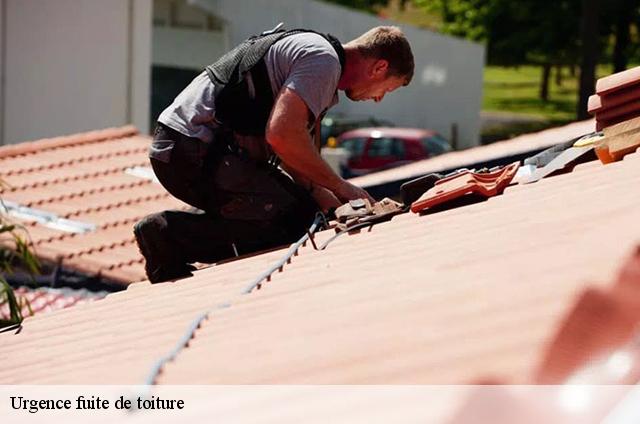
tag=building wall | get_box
[131,0,153,138]
[152,0,227,70]
[193,0,485,148]
[153,27,226,70]
[150,0,227,126]
[0,0,151,145]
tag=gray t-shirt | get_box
[157,32,341,145]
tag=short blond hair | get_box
[347,26,414,85]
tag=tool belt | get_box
[207,136,319,234]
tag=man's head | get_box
[339,26,414,102]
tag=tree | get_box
[321,0,389,13]
[602,0,640,73]
[577,0,601,120]
[332,0,640,118]
[417,0,581,102]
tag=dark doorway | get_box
[150,66,200,130]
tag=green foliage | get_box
[321,0,389,14]
[483,64,620,117]
[484,66,574,120]
[480,63,631,142]
[415,0,490,40]
[417,0,640,66]
[0,181,40,329]
[416,0,582,66]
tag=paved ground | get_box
[480,110,547,130]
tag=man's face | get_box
[345,59,406,103]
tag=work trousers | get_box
[145,123,319,266]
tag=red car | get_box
[337,127,452,177]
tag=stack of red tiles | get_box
[589,66,640,130]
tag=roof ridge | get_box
[0,125,139,160]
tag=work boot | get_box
[133,214,195,284]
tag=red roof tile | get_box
[0,134,638,385]
[0,126,138,160]
[0,127,190,285]
[591,68,640,132]
[596,66,640,95]
[596,100,640,122]
[588,87,640,114]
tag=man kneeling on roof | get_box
[134,25,415,283]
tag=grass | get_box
[480,64,631,142]
[483,64,619,120]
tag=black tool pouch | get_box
[211,154,318,230]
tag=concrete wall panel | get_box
[132,0,153,134]
[3,0,152,144]
[153,27,226,70]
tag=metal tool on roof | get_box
[0,200,96,234]
[334,198,404,232]
[521,131,599,169]
[518,132,603,184]
[523,138,581,169]
[410,161,519,213]
[511,163,536,184]
[400,173,443,206]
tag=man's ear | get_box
[371,59,389,78]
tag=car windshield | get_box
[321,116,395,145]
[339,137,367,157]
[367,137,405,158]
[421,134,451,156]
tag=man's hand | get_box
[334,180,375,203]
[311,185,342,213]
[266,88,375,205]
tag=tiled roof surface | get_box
[0,121,595,286]
[1,136,638,384]
[0,286,106,322]
[350,119,595,189]
[0,127,189,285]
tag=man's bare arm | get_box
[281,162,342,212]
[266,88,373,202]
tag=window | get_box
[421,135,451,156]
[339,138,367,158]
[367,137,405,159]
